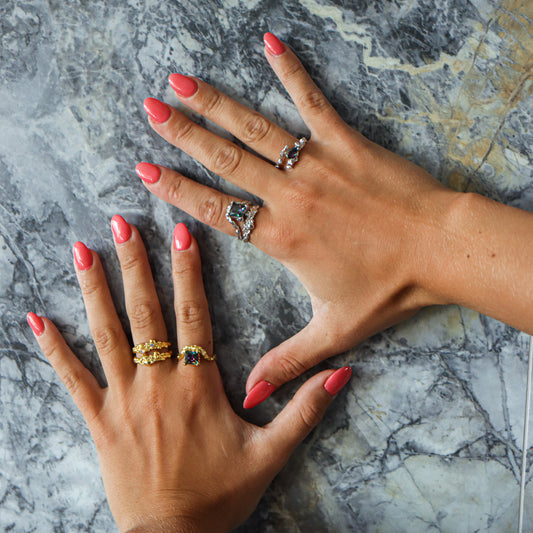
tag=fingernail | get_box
[73,241,93,271]
[27,312,45,336]
[136,162,161,184]
[324,367,352,396]
[264,32,285,56]
[243,380,276,409]
[173,223,191,251]
[168,73,198,98]
[143,97,171,123]
[111,215,132,244]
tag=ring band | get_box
[225,201,259,243]
[275,137,307,169]
[132,339,172,366]
[133,351,172,365]
[178,344,216,366]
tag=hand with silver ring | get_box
[138,32,533,409]
[27,216,351,532]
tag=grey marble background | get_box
[1,0,532,531]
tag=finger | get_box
[263,32,344,137]
[27,313,104,421]
[168,73,297,164]
[171,224,217,380]
[73,242,133,383]
[244,316,345,408]
[261,367,352,461]
[136,162,274,250]
[111,216,167,346]
[143,97,283,199]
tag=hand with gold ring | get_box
[26,216,351,532]
[138,31,533,409]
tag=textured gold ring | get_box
[132,339,172,366]
[178,345,216,366]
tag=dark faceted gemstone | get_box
[184,350,200,366]
[229,202,247,220]
[287,147,298,159]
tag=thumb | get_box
[261,367,352,461]
[244,315,350,409]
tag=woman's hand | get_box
[137,32,460,407]
[27,217,350,532]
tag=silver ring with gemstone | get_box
[275,137,308,170]
[225,201,260,243]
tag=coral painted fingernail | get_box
[136,162,161,184]
[27,312,45,336]
[173,223,191,251]
[324,367,352,396]
[111,215,131,244]
[243,380,276,409]
[168,74,198,98]
[264,32,285,56]
[143,97,171,123]
[73,241,93,271]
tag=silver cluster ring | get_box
[275,137,308,170]
[225,201,260,243]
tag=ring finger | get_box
[167,74,298,164]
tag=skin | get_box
[140,34,533,400]
[30,222,346,532]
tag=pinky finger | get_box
[27,313,104,420]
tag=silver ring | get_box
[275,137,307,169]
[225,201,259,243]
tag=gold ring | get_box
[132,339,172,366]
[178,345,216,366]
[133,339,171,354]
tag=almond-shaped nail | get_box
[111,215,131,244]
[243,380,276,409]
[27,312,45,336]
[143,97,171,123]
[173,223,191,251]
[264,32,285,56]
[73,241,93,271]
[136,162,161,184]
[324,367,352,396]
[169,73,198,98]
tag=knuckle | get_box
[211,144,242,176]
[202,89,224,116]
[299,89,330,114]
[78,276,102,299]
[172,260,197,278]
[92,325,121,355]
[176,300,205,328]
[166,177,185,205]
[277,353,309,382]
[172,118,195,145]
[282,59,305,81]
[297,402,323,430]
[241,113,272,144]
[128,301,158,330]
[60,369,83,399]
[198,195,225,227]
[119,252,142,274]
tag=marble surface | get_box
[1,0,532,531]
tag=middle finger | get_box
[143,97,285,200]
